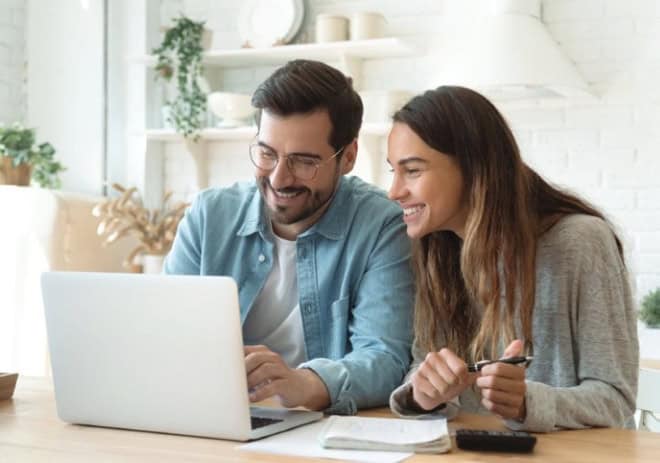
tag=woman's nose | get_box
[388,174,405,201]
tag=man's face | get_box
[254,110,353,236]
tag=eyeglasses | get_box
[249,143,345,180]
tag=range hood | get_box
[606,32,660,103]
[430,0,593,101]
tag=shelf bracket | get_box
[356,133,384,185]
[184,139,209,190]
[141,139,165,209]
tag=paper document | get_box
[239,418,412,463]
[319,415,451,453]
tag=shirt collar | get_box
[236,187,267,237]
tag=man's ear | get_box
[340,139,358,175]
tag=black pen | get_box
[467,356,534,372]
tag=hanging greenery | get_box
[152,15,207,140]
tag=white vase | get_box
[142,254,165,274]
[315,14,349,43]
[350,12,386,41]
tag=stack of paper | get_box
[239,419,411,463]
[319,416,451,454]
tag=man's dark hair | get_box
[251,59,363,152]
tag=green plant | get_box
[0,123,65,189]
[152,15,207,140]
[640,288,660,328]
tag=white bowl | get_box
[207,92,256,127]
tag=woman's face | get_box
[387,122,468,239]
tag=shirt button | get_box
[258,254,265,263]
[299,248,306,259]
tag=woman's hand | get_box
[410,347,476,411]
[476,339,527,420]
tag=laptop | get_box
[41,271,323,440]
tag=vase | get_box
[0,372,19,400]
[142,254,165,274]
[0,157,32,186]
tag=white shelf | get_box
[144,122,391,142]
[145,127,257,141]
[136,37,412,202]
[138,37,418,68]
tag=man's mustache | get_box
[260,178,309,195]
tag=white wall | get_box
[154,0,660,356]
[0,0,26,123]
[160,0,660,278]
[26,0,104,195]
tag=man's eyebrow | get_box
[288,151,322,160]
[256,140,276,152]
[255,141,322,160]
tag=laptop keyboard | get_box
[251,415,284,429]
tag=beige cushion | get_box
[0,186,137,375]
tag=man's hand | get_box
[476,339,527,421]
[244,345,330,410]
[410,347,477,411]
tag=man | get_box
[164,59,413,415]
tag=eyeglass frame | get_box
[248,141,346,180]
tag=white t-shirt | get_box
[242,234,307,367]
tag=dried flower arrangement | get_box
[92,183,189,269]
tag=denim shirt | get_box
[164,176,414,414]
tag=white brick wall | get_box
[159,0,660,303]
[0,0,26,124]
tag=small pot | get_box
[0,157,32,186]
[315,14,349,43]
[0,372,18,400]
[350,12,386,41]
[142,254,166,274]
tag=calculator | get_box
[455,429,537,453]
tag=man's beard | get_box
[258,176,339,226]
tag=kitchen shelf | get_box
[133,35,416,207]
[145,127,257,141]
[138,37,418,68]
[143,122,391,142]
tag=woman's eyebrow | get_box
[397,156,429,166]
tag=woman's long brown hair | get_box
[394,87,622,361]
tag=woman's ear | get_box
[340,139,358,175]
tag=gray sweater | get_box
[390,214,639,432]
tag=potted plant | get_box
[92,183,189,273]
[640,288,660,329]
[152,15,210,140]
[0,123,65,188]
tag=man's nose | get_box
[268,157,296,189]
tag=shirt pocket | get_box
[327,296,350,359]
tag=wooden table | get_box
[1,377,660,462]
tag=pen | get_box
[467,356,534,372]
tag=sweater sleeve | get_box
[506,219,639,432]
[389,338,460,420]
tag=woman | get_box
[387,86,638,432]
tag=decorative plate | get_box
[238,0,304,48]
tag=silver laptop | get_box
[41,271,322,440]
